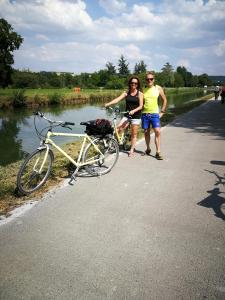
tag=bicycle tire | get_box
[17,148,54,195]
[82,137,119,176]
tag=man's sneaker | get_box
[155,152,163,160]
[142,149,151,156]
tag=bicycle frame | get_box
[111,114,130,146]
[39,130,105,172]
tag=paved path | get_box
[0,100,225,300]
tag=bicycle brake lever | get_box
[61,124,72,130]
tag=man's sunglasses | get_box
[146,78,154,81]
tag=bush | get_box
[48,93,62,105]
[12,89,27,107]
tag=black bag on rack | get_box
[85,119,113,136]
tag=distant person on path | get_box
[214,85,220,100]
[105,76,143,157]
[220,86,225,104]
[142,71,167,160]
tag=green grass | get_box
[0,88,122,108]
[0,88,121,97]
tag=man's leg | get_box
[154,127,163,160]
[144,128,151,152]
[154,127,161,153]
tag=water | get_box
[0,89,210,166]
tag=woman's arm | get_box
[129,92,144,115]
[105,91,127,107]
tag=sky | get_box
[1,0,225,75]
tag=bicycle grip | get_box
[65,122,75,126]
[33,111,44,117]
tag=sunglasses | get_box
[146,78,154,81]
[130,82,138,85]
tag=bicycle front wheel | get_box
[82,137,119,176]
[17,148,54,195]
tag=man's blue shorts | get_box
[141,113,160,129]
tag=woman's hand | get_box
[129,110,134,115]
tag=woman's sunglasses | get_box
[130,82,138,85]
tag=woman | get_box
[105,76,143,157]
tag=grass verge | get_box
[0,93,213,217]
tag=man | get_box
[142,71,167,160]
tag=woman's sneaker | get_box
[155,152,163,160]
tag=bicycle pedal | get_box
[69,175,76,185]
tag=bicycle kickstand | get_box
[69,167,79,185]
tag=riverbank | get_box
[0,87,206,109]
[0,93,213,216]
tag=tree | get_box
[106,62,116,75]
[134,60,147,74]
[198,73,212,87]
[12,70,39,88]
[174,72,184,87]
[118,55,130,77]
[176,66,193,87]
[161,62,174,87]
[0,18,23,87]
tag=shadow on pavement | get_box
[170,101,225,140]
[197,188,225,221]
[211,160,225,166]
[197,168,225,221]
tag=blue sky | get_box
[1,0,225,75]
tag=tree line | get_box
[0,18,215,90]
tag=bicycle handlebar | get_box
[33,111,75,126]
[105,106,130,116]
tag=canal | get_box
[0,89,210,166]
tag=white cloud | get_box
[14,41,151,73]
[98,0,126,15]
[1,0,225,75]
[176,59,190,68]
[35,34,49,41]
[0,0,93,32]
[214,40,225,57]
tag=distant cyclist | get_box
[214,86,220,100]
[105,76,143,157]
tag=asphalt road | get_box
[0,100,225,300]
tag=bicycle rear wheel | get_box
[122,128,131,151]
[82,137,119,176]
[17,148,54,195]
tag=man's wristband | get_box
[161,110,166,113]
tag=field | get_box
[0,88,120,97]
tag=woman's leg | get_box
[129,124,139,156]
[117,117,129,133]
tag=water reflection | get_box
[0,90,211,166]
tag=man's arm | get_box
[158,86,167,118]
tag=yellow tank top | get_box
[143,85,160,114]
